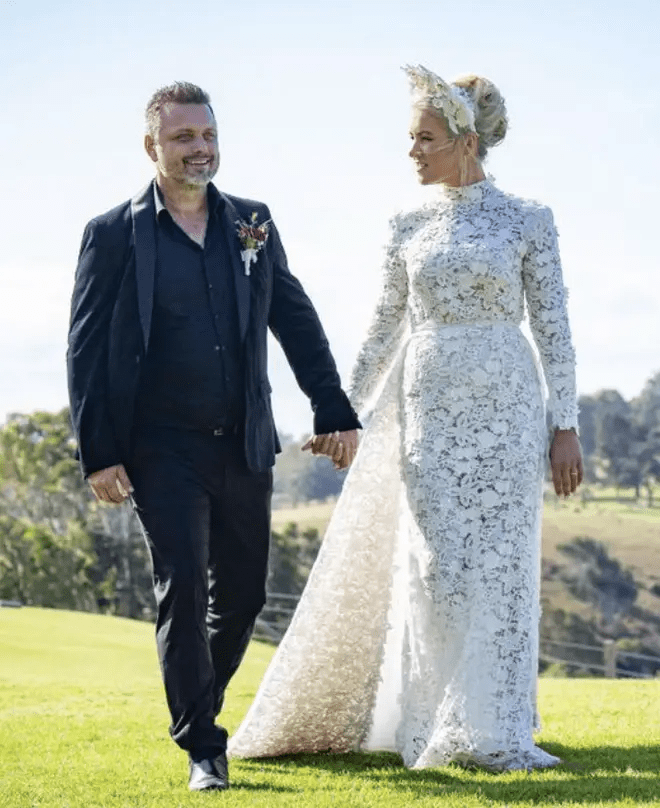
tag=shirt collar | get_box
[153,180,224,221]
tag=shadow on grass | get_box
[239,746,660,804]
[542,742,660,774]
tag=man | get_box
[67,82,359,792]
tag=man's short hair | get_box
[145,82,213,135]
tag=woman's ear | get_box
[465,132,480,159]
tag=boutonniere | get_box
[236,212,271,276]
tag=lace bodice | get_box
[350,179,578,430]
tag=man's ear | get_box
[144,134,157,163]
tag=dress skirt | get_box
[229,321,560,771]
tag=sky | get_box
[1,0,658,437]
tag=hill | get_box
[273,495,660,578]
[273,495,660,671]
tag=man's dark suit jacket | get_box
[67,181,360,477]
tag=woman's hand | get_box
[550,429,583,497]
[301,430,359,470]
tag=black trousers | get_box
[128,425,272,757]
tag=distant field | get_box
[273,495,660,580]
[1,608,659,807]
[271,499,337,535]
[542,498,660,574]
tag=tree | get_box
[0,409,153,617]
[631,371,660,433]
[273,439,345,505]
[635,426,660,504]
[596,411,645,492]
[0,515,96,610]
[580,381,660,499]
[0,410,100,609]
[0,409,90,528]
[89,503,154,619]
[267,522,321,596]
[259,522,321,638]
[587,391,642,491]
[577,394,599,460]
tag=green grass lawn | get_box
[1,608,659,807]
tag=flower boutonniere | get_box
[236,212,271,276]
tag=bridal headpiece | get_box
[402,64,476,137]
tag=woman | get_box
[229,65,582,771]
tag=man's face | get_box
[145,103,219,186]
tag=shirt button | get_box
[208,284,213,289]
[214,345,220,352]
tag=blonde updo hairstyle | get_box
[451,74,508,160]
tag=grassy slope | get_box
[1,608,659,808]
[542,498,660,576]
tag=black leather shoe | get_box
[188,753,229,791]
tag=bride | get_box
[229,64,583,771]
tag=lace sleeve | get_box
[522,205,578,430]
[349,215,409,415]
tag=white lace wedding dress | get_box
[229,178,578,771]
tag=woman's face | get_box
[408,108,461,186]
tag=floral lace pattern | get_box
[229,179,576,771]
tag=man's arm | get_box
[67,218,126,479]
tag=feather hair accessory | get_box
[402,64,476,136]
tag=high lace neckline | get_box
[431,177,493,205]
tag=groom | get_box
[67,81,359,791]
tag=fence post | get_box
[603,640,617,678]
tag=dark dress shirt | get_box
[134,184,245,432]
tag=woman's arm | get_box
[348,215,410,415]
[522,205,582,495]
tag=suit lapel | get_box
[130,183,157,353]
[220,194,251,342]
[130,184,252,349]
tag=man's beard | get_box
[181,170,217,186]
[181,158,218,186]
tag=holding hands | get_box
[302,430,359,470]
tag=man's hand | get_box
[301,430,359,470]
[550,430,583,497]
[88,464,134,504]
